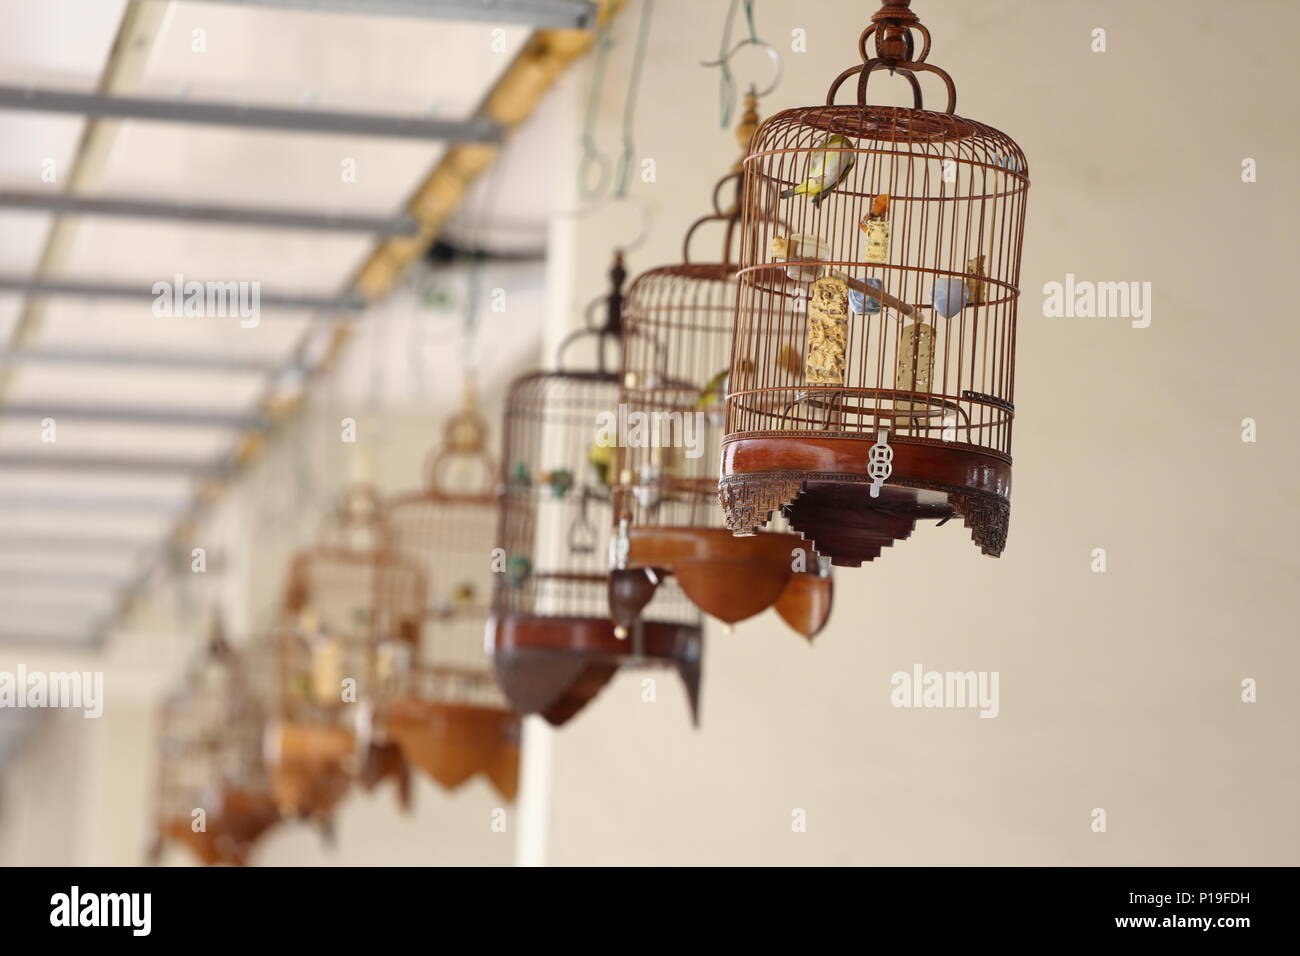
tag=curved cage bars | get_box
[488,253,704,727]
[718,0,1029,567]
[384,393,521,801]
[149,617,279,867]
[268,484,426,822]
[611,92,834,641]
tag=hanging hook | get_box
[700,38,783,101]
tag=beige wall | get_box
[540,0,1300,865]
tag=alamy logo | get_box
[50,886,151,936]
[890,664,999,718]
[0,666,103,718]
[151,273,261,328]
[595,404,704,460]
[1042,273,1152,328]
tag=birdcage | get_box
[267,484,426,822]
[384,394,521,800]
[489,252,704,727]
[718,0,1029,567]
[611,93,833,641]
[150,617,279,867]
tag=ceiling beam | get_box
[0,190,419,235]
[169,0,597,29]
[0,86,504,143]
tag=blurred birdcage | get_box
[150,616,279,866]
[718,0,1029,567]
[267,484,426,824]
[384,393,521,800]
[611,92,833,641]
[489,252,704,727]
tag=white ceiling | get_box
[0,0,564,647]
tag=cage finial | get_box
[604,248,627,335]
[869,0,923,63]
[733,88,761,172]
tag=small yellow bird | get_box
[696,358,754,410]
[588,442,615,486]
[780,134,857,206]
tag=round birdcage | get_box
[384,394,521,801]
[611,92,833,640]
[718,0,1029,567]
[150,616,279,867]
[488,252,704,727]
[268,484,426,823]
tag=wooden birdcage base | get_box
[610,527,833,640]
[158,787,280,867]
[267,721,354,823]
[719,435,1010,567]
[386,698,521,801]
[488,614,702,727]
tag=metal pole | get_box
[0,276,364,313]
[0,402,268,430]
[0,85,504,143]
[166,0,597,29]
[0,190,419,235]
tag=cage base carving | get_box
[157,787,280,867]
[386,698,521,801]
[610,527,832,640]
[489,614,702,727]
[719,436,1010,566]
[267,721,355,823]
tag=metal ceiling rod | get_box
[169,0,597,29]
[0,86,504,143]
[0,452,219,475]
[0,346,290,374]
[0,569,130,589]
[0,402,267,430]
[0,496,187,514]
[0,533,161,550]
[0,633,98,649]
[0,277,364,313]
[0,190,419,235]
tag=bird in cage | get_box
[779,133,857,206]
[696,357,754,420]
[587,442,615,486]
